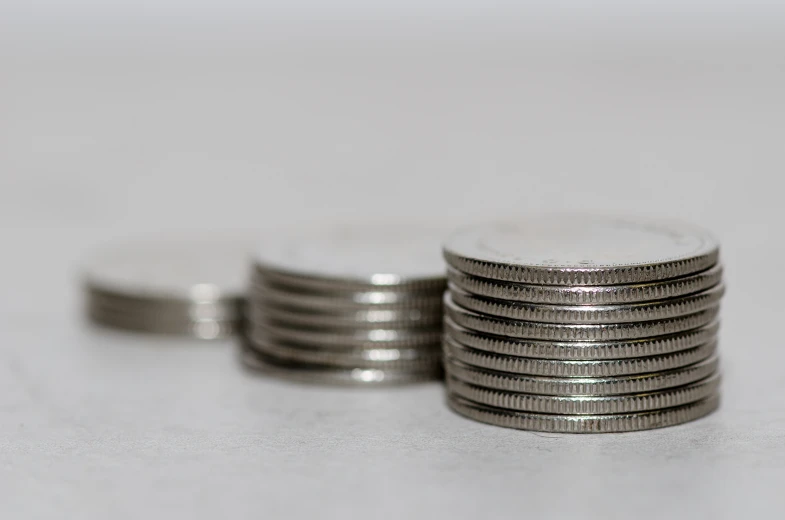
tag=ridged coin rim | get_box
[240,344,441,385]
[446,265,723,305]
[246,302,443,329]
[447,372,720,414]
[246,332,442,370]
[444,355,720,395]
[443,336,717,377]
[442,217,719,286]
[447,393,720,433]
[246,320,443,349]
[445,294,720,341]
[448,283,725,324]
[444,318,720,360]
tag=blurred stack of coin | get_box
[243,224,447,385]
[442,215,724,433]
[83,235,249,339]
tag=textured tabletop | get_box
[1,12,784,519]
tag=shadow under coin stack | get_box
[83,236,248,339]
[441,216,724,433]
[243,226,447,385]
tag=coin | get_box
[253,224,448,291]
[89,287,241,321]
[83,234,250,338]
[443,215,719,285]
[240,344,441,385]
[448,283,725,323]
[245,332,441,370]
[444,355,720,395]
[248,280,444,311]
[246,303,443,329]
[447,372,720,414]
[443,336,717,377]
[447,264,723,305]
[83,234,249,303]
[88,301,239,339]
[444,318,720,360]
[447,393,720,433]
[445,294,720,341]
[247,321,443,349]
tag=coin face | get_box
[254,224,448,287]
[444,215,719,285]
[84,234,251,300]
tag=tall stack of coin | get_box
[442,216,724,433]
[83,236,249,340]
[243,225,447,385]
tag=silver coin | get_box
[447,372,720,414]
[443,215,719,285]
[88,287,242,321]
[448,283,725,324]
[445,294,720,341]
[245,332,441,370]
[443,336,717,377]
[88,302,239,339]
[249,279,444,312]
[240,344,441,385]
[254,223,448,291]
[447,264,723,305]
[447,393,720,433]
[246,302,443,329]
[444,318,720,360]
[444,355,720,396]
[246,321,442,349]
[83,233,250,302]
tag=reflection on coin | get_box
[443,215,719,285]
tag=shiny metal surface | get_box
[444,355,720,395]
[445,294,720,341]
[253,224,448,290]
[447,394,721,433]
[444,318,720,360]
[443,336,717,377]
[447,264,723,305]
[239,344,441,385]
[447,372,720,414]
[443,215,720,285]
[448,283,724,323]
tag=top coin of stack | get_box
[83,235,249,339]
[442,215,724,433]
[243,224,447,385]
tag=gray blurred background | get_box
[1,2,783,518]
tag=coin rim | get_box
[446,264,724,304]
[447,393,720,433]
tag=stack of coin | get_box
[442,215,724,433]
[83,235,248,340]
[243,225,447,385]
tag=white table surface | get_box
[1,18,784,519]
